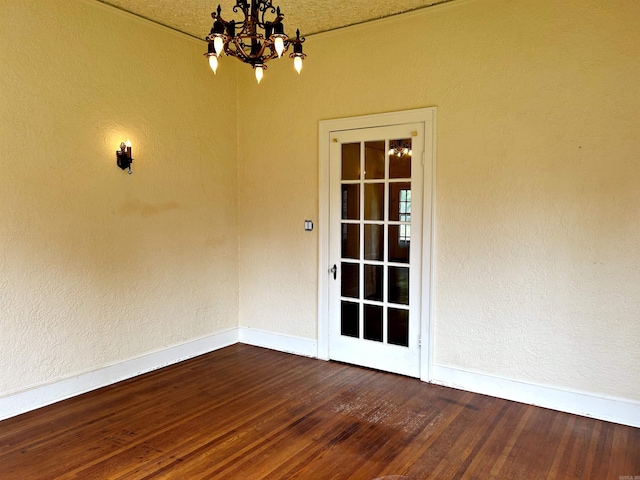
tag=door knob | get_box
[330,264,337,280]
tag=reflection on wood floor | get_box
[1,343,638,479]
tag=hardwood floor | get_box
[1,344,638,479]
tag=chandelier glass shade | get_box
[205,0,307,83]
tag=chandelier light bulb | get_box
[213,36,224,55]
[274,37,285,57]
[294,55,303,74]
[208,55,218,74]
[255,65,264,84]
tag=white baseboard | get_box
[4,332,638,429]
[239,327,318,358]
[431,363,640,428]
[0,328,239,421]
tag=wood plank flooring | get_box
[0,344,638,479]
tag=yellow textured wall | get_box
[237,0,640,400]
[0,0,238,395]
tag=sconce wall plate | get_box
[116,140,133,174]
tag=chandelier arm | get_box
[225,37,248,62]
[225,35,279,64]
[230,37,252,62]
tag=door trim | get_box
[317,107,437,382]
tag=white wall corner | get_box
[0,328,239,422]
[431,364,640,428]
[239,327,318,358]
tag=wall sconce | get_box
[116,139,133,174]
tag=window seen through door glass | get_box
[389,182,411,222]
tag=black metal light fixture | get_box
[116,139,133,174]
[205,0,307,84]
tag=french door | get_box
[328,123,425,377]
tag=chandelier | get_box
[388,140,413,157]
[205,1,307,83]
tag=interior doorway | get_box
[318,108,436,380]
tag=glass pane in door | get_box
[342,143,360,180]
[364,264,383,301]
[365,141,385,179]
[389,182,411,221]
[364,183,384,221]
[389,138,412,179]
[364,224,383,261]
[341,301,359,337]
[364,305,383,342]
[388,308,409,346]
[388,266,409,305]
[388,225,410,263]
[341,262,359,298]
[341,224,359,259]
[342,185,359,220]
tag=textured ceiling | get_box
[96,0,455,39]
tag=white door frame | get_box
[317,107,437,382]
